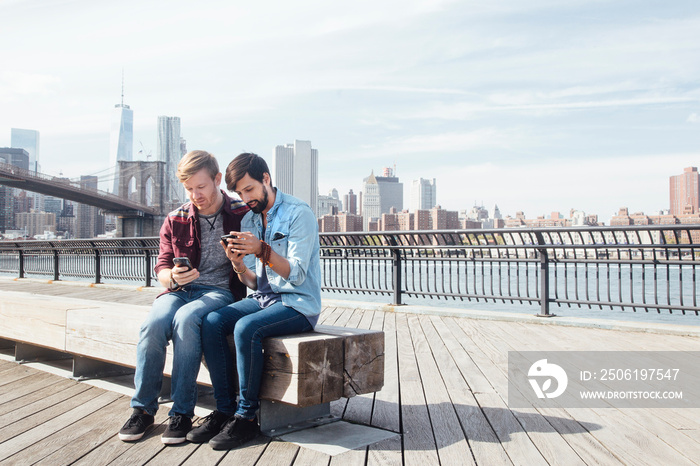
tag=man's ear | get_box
[263,172,271,186]
[215,172,222,186]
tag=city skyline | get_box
[1,1,698,223]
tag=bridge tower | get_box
[114,161,167,237]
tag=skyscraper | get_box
[109,88,133,195]
[361,171,380,231]
[271,140,318,214]
[376,167,403,214]
[670,167,700,215]
[10,129,42,212]
[411,178,437,212]
[76,176,105,238]
[344,189,357,214]
[11,128,40,172]
[158,116,184,206]
[361,168,404,231]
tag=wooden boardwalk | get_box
[0,279,699,465]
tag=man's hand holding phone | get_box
[172,256,199,286]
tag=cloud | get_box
[0,72,59,100]
[688,113,699,123]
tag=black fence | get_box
[1,225,699,315]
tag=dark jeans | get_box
[201,298,313,418]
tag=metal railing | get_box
[0,238,159,287]
[1,225,699,315]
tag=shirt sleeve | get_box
[284,205,318,286]
[154,218,175,274]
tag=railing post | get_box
[144,248,152,287]
[389,236,403,306]
[53,250,60,281]
[94,248,101,284]
[535,232,554,317]
[18,249,24,279]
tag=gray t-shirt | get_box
[194,207,230,290]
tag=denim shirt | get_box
[241,190,321,326]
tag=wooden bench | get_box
[0,290,384,434]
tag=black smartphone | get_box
[221,234,238,242]
[173,257,192,270]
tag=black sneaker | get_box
[209,415,260,451]
[161,414,192,445]
[118,408,155,442]
[186,410,232,443]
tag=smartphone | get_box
[173,257,192,270]
[220,234,238,242]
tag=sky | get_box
[1,0,699,223]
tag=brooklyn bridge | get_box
[0,160,171,237]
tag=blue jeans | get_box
[201,298,313,419]
[131,285,233,417]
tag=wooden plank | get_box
[255,438,300,465]
[468,321,602,466]
[369,312,400,432]
[65,305,146,367]
[71,409,170,466]
[0,389,121,462]
[472,318,699,466]
[425,317,512,465]
[65,303,213,385]
[329,446,367,465]
[444,319,549,465]
[293,445,332,465]
[0,363,35,387]
[337,312,383,425]
[260,333,344,406]
[0,376,78,418]
[213,434,271,466]
[0,385,101,446]
[15,394,127,465]
[0,292,92,350]
[396,313,439,466]
[411,316,475,466]
[0,371,58,399]
[367,434,403,466]
[315,325,385,397]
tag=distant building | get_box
[361,167,403,230]
[10,129,39,172]
[344,189,357,215]
[317,189,341,217]
[109,90,133,194]
[76,176,105,238]
[505,210,599,228]
[411,178,436,212]
[460,204,504,229]
[376,167,403,214]
[670,167,700,216]
[361,171,381,230]
[15,211,55,238]
[0,148,29,170]
[158,116,185,207]
[272,140,318,214]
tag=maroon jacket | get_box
[154,190,250,301]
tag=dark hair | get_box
[225,153,271,191]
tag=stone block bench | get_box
[0,290,384,434]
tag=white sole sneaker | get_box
[161,435,188,445]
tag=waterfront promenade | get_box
[0,278,699,465]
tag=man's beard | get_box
[248,187,269,214]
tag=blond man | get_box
[118,150,248,445]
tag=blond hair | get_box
[177,150,219,182]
